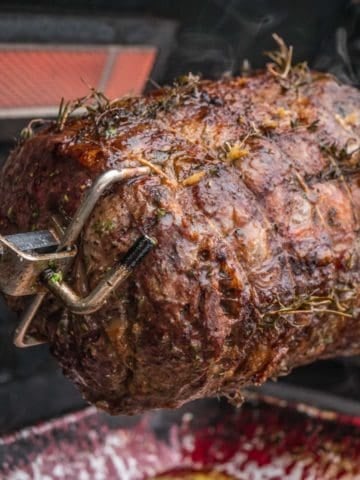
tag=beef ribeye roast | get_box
[0,45,360,414]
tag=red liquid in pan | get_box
[153,470,234,479]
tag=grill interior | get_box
[0,0,359,438]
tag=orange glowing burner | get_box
[0,45,156,117]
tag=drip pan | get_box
[1,384,360,479]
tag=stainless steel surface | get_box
[59,168,150,249]
[0,230,59,254]
[0,232,76,296]
[44,235,155,315]
[13,166,151,348]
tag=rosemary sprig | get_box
[56,88,110,131]
[265,33,311,90]
[265,308,352,318]
[262,289,354,323]
[220,123,261,162]
[19,118,48,143]
[265,33,293,80]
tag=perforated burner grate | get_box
[0,46,156,115]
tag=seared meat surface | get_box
[0,67,359,414]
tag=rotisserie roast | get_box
[0,41,359,414]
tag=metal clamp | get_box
[12,167,154,348]
[42,235,155,315]
[0,230,76,296]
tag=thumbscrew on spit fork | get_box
[41,235,156,315]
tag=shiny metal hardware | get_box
[10,166,154,348]
[0,230,76,296]
[43,235,155,315]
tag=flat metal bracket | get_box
[0,231,76,296]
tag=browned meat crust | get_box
[0,69,359,414]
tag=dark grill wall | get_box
[1,0,358,83]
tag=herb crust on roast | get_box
[0,45,359,414]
